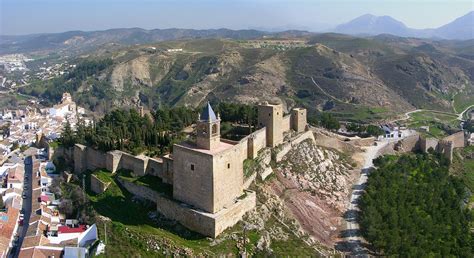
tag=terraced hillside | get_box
[19,34,474,122]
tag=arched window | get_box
[212,124,218,135]
[200,124,207,135]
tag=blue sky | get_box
[1,0,473,35]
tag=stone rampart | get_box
[73,144,107,173]
[105,151,122,173]
[71,145,169,181]
[442,131,465,149]
[86,147,107,170]
[282,115,291,133]
[420,137,439,153]
[243,173,257,189]
[90,174,110,194]
[156,191,256,238]
[146,158,163,177]
[116,177,160,203]
[160,155,173,184]
[438,140,454,161]
[246,127,267,159]
[395,134,420,152]
[274,130,315,162]
[119,153,148,176]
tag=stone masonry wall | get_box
[274,130,315,162]
[442,131,465,149]
[146,158,163,177]
[116,177,159,203]
[172,144,215,213]
[106,151,122,173]
[247,128,267,159]
[72,145,169,181]
[282,115,291,133]
[212,143,244,213]
[156,191,256,238]
[90,174,110,194]
[395,133,420,152]
[420,137,439,152]
[120,153,148,176]
[87,147,107,170]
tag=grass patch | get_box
[453,88,474,114]
[330,105,394,123]
[243,158,257,178]
[407,110,460,139]
[92,169,113,183]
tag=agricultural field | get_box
[407,110,460,138]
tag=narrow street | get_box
[9,156,33,258]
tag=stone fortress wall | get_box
[376,130,466,161]
[90,174,110,194]
[419,131,466,161]
[65,102,308,238]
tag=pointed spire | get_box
[200,102,217,122]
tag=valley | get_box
[2,34,473,126]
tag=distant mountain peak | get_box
[335,14,410,36]
[333,11,473,39]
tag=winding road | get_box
[393,105,474,124]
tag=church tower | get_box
[196,102,221,150]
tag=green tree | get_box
[320,113,340,131]
[359,153,473,256]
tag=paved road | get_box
[9,156,33,258]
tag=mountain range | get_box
[334,11,473,39]
[0,11,472,55]
[17,34,474,122]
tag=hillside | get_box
[18,35,474,122]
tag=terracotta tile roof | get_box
[0,204,20,256]
[19,246,63,258]
[21,235,42,249]
[7,165,24,183]
[26,221,39,237]
[33,247,63,258]
[18,247,34,258]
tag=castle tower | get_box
[291,108,307,133]
[258,102,283,147]
[61,92,72,104]
[196,102,221,150]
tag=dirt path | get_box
[458,105,474,120]
[341,130,416,256]
[341,140,388,256]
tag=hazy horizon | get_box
[1,0,473,36]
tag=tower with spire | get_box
[196,102,221,150]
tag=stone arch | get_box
[212,123,218,135]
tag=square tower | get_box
[258,102,283,147]
[196,102,221,150]
[291,108,307,133]
[172,102,244,213]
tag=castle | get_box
[72,102,308,237]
